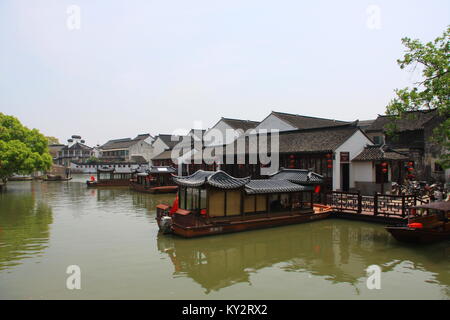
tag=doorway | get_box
[341,163,350,191]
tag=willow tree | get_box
[386,26,449,168]
[0,113,52,184]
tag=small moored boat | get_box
[385,201,450,244]
[130,166,178,194]
[156,169,331,238]
[43,174,72,181]
[86,167,133,187]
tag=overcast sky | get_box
[1,0,449,146]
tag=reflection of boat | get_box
[386,201,450,244]
[86,167,133,187]
[156,169,331,238]
[43,174,72,181]
[130,166,178,194]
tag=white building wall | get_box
[129,140,153,162]
[151,138,170,158]
[333,130,372,190]
[352,162,373,182]
[255,114,296,132]
[204,120,236,146]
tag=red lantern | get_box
[327,164,333,169]
[382,168,388,173]
[314,185,321,193]
[327,159,332,164]
[381,162,388,167]
[326,153,332,159]
[289,154,295,159]
[407,167,414,172]
[408,161,414,167]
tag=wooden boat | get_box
[385,201,450,244]
[156,169,331,238]
[129,166,178,194]
[86,167,133,187]
[43,174,72,181]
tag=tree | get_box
[86,156,99,163]
[386,26,449,168]
[0,113,53,183]
[46,136,60,145]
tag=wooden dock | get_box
[325,191,427,224]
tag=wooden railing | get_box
[326,191,426,218]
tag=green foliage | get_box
[0,113,53,183]
[86,156,99,164]
[46,136,60,145]
[386,26,449,168]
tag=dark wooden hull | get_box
[86,180,130,187]
[43,177,72,181]
[9,177,33,181]
[169,212,331,238]
[130,182,178,194]
[385,226,450,244]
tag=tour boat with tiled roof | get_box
[156,169,331,238]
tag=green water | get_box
[0,175,449,299]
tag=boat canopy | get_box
[172,170,250,189]
[269,168,324,185]
[245,179,314,195]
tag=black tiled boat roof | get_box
[353,145,408,161]
[269,168,324,184]
[172,170,250,189]
[245,180,314,194]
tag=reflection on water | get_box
[158,222,450,295]
[0,177,449,299]
[0,187,53,271]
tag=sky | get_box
[0,0,449,146]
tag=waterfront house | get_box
[99,133,154,163]
[54,135,94,166]
[365,109,447,183]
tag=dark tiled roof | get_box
[271,111,349,129]
[101,138,135,150]
[366,109,438,133]
[61,142,93,151]
[203,125,361,156]
[172,170,250,189]
[155,134,182,149]
[353,145,408,161]
[221,118,260,131]
[148,166,177,174]
[269,168,324,184]
[133,133,152,141]
[245,179,313,194]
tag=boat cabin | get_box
[86,167,134,187]
[130,166,178,194]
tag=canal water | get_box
[0,175,449,299]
